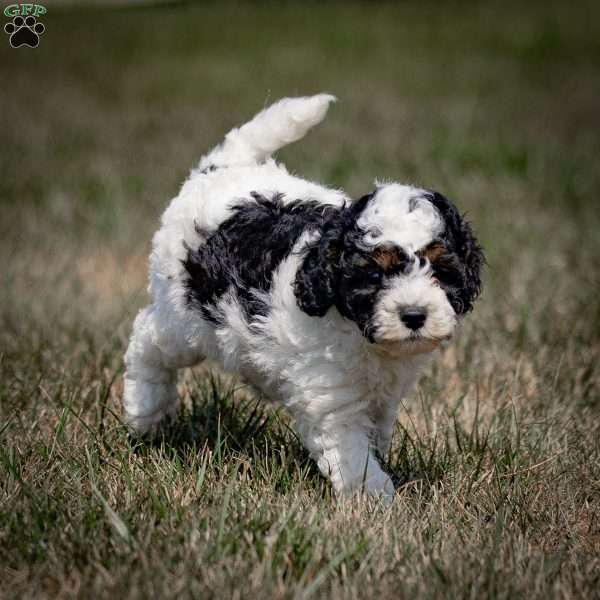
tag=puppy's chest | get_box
[359,351,408,405]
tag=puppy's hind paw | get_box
[125,407,177,438]
[122,377,178,437]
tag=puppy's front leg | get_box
[295,410,395,504]
[370,397,402,459]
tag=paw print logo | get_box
[4,15,45,48]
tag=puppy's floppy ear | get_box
[294,193,374,317]
[294,220,344,317]
[429,192,484,313]
[457,216,484,313]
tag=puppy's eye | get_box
[416,241,446,264]
[368,270,382,283]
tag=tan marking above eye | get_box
[371,246,405,271]
[416,241,446,263]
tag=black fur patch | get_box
[183,193,340,323]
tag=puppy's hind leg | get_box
[123,305,199,435]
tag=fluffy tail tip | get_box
[292,93,337,123]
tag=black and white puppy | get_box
[124,94,483,502]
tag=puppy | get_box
[123,94,483,502]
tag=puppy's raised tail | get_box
[198,94,336,171]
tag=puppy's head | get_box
[294,184,483,353]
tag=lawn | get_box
[1,1,599,598]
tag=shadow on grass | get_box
[128,372,326,493]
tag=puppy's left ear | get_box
[430,192,484,313]
[456,217,484,313]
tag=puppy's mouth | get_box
[373,332,451,355]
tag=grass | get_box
[1,1,600,597]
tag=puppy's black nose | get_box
[400,308,427,331]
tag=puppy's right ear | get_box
[294,193,373,317]
[294,225,343,317]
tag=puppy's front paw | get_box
[336,471,396,507]
[364,471,396,506]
